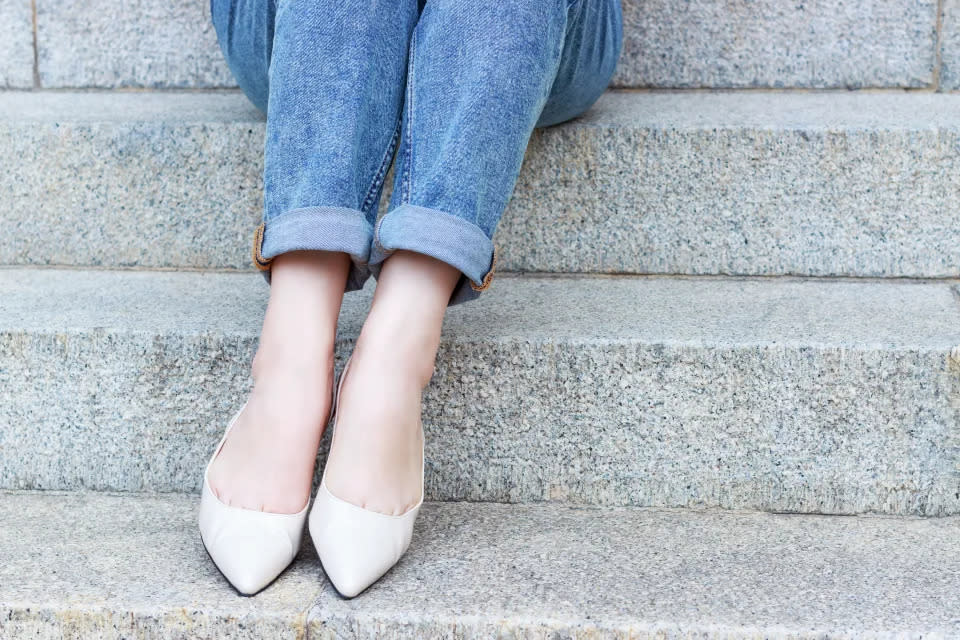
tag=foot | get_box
[322,250,460,516]
[207,250,349,514]
[322,337,426,516]
[207,361,333,514]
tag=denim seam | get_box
[469,245,497,292]
[376,24,417,257]
[252,221,271,270]
[372,209,388,254]
[401,25,417,204]
[360,122,402,216]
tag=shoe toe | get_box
[205,530,295,595]
[321,557,376,599]
[316,535,398,597]
[309,491,418,598]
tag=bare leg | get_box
[205,0,420,515]
[207,250,349,513]
[322,250,460,515]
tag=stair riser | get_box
[6,94,960,278]
[0,0,32,88]
[3,328,957,515]
[2,0,947,89]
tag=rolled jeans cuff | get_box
[253,206,373,292]
[368,204,497,306]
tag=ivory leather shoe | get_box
[308,355,424,598]
[198,401,310,596]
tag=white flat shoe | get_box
[309,355,424,598]
[198,400,310,596]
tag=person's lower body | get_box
[200,0,622,597]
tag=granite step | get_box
[1,0,947,89]
[5,90,960,279]
[1,490,958,639]
[2,267,959,515]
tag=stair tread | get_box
[3,267,960,350]
[6,89,960,127]
[1,490,958,638]
[0,90,261,123]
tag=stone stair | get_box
[7,90,960,277]
[2,0,954,89]
[3,268,960,517]
[3,492,959,638]
[2,0,960,638]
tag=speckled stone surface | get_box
[508,90,960,278]
[309,502,960,639]
[35,0,233,88]
[614,0,937,88]
[2,492,959,638]
[6,90,960,278]
[1,268,959,515]
[27,0,939,89]
[941,0,960,90]
[1,92,264,270]
[0,0,34,88]
[0,491,320,639]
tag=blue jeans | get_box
[211,0,622,305]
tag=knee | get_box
[418,0,569,96]
[274,0,414,42]
[427,0,567,25]
[422,0,568,67]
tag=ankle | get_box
[251,250,347,380]
[251,339,335,384]
[353,317,439,388]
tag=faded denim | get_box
[211,0,622,305]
